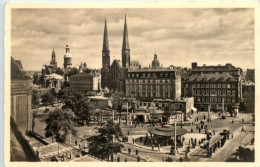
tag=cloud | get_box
[11,8,254,71]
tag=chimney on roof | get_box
[192,62,197,68]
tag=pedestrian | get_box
[213,130,215,135]
[136,149,138,156]
[146,155,150,162]
[199,128,201,133]
[241,126,244,132]
[185,151,188,160]
[137,155,140,162]
[152,144,154,151]
[133,138,135,144]
[128,148,131,154]
[204,114,206,120]
[117,156,120,162]
[158,144,160,151]
[251,137,255,145]
[75,140,78,146]
[242,118,244,123]
[128,131,130,136]
[191,138,193,143]
[232,133,233,139]
[179,157,183,162]
[232,119,234,123]
[205,124,208,129]
[125,158,127,162]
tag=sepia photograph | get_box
[4,2,259,166]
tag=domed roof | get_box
[152,52,160,68]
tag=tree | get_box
[130,96,137,113]
[45,108,77,143]
[112,93,123,125]
[41,92,54,108]
[57,87,73,108]
[67,67,79,77]
[32,89,40,109]
[73,95,94,125]
[162,104,176,123]
[87,120,124,161]
[55,67,64,76]
[231,146,254,162]
[32,109,38,133]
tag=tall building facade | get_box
[69,73,101,94]
[11,57,32,132]
[125,54,181,100]
[182,63,242,111]
[101,19,110,89]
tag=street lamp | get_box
[173,120,177,155]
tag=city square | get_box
[8,6,256,164]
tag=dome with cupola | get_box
[152,52,160,68]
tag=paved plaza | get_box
[25,109,254,162]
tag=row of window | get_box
[71,83,93,86]
[72,87,92,90]
[141,102,183,109]
[194,90,236,96]
[127,85,174,92]
[127,72,174,78]
[127,79,175,84]
[192,71,238,75]
[195,96,236,103]
[71,78,93,82]
[132,92,174,99]
[192,83,236,88]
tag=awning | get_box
[148,126,187,137]
[191,106,197,112]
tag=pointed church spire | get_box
[103,18,109,52]
[122,15,129,50]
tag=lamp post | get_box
[222,97,225,116]
[126,102,129,125]
[208,105,211,122]
[173,120,177,155]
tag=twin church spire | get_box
[102,15,130,69]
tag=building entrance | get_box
[136,115,144,123]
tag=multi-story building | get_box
[182,73,241,111]
[11,57,33,132]
[182,63,243,111]
[69,73,101,94]
[125,53,181,100]
[191,62,242,76]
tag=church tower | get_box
[102,18,110,69]
[50,48,57,69]
[122,15,130,68]
[101,18,110,88]
[64,43,72,73]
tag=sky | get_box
[11,8,255,71]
